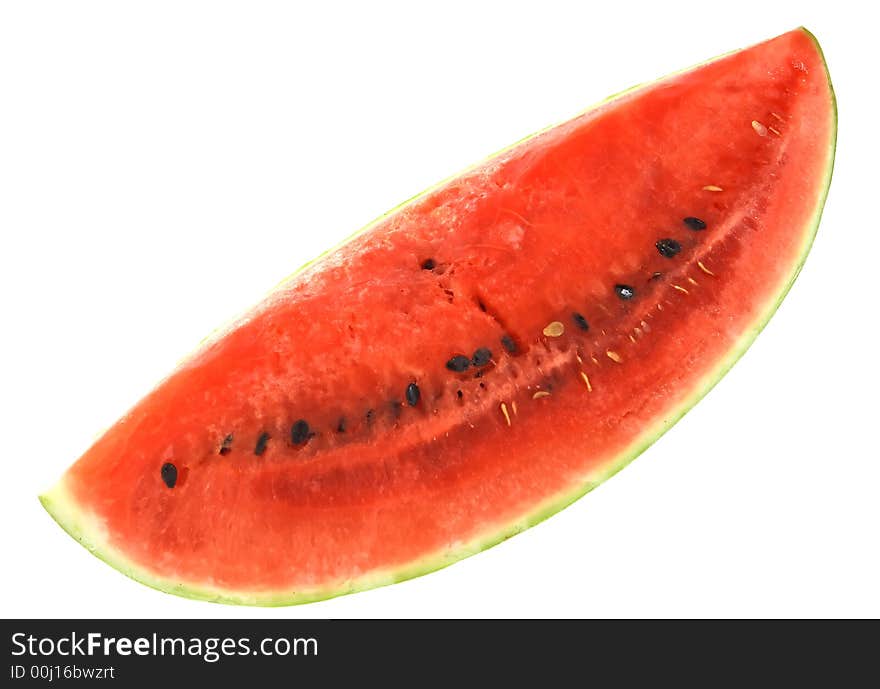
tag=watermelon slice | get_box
[41,28,836,605]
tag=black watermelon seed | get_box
[655,238,682,258]
[366,409,375,425]
[160,462,177,489]
[336,417,346,433]
[683,216,707,231]
[456,389,464,399]
[615,284,636,300]
[405,382,421,406]
[290,419,310,445]
[500,335,517,354]
[254,432,270,456]
[446,355,471,372]
[572,312,589,331]
[472,347,492,367]
[219,433,234,455]
[421,258,436,270]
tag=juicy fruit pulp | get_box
[42,29,836,605]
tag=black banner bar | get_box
[3,619,877,684]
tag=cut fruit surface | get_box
[42,28,836,605]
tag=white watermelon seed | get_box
[580,371,593,392]
[543,321,565,337]
[500,402,512,427]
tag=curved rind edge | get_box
[39,28,836,607]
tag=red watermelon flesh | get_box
[41,28,836,605]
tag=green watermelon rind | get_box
[39,28,836,607]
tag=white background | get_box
[1,1,877,619]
